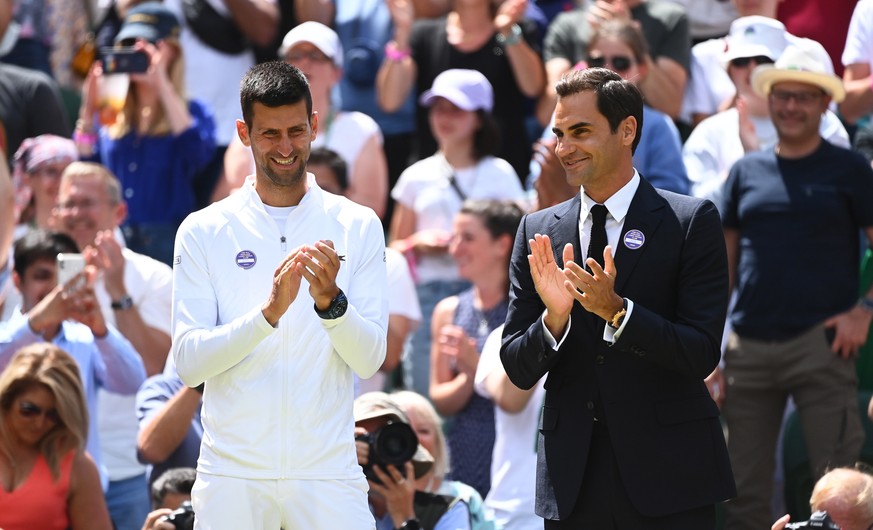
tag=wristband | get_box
[385,41,411,62]
[73,128,97,148]
[859,297,873,314]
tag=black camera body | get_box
[785,511,840,529]
[356,421,418,484]
[161,501,195,530]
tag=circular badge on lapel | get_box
[236,250,257,270]
[623,230,645,250]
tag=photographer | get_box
[772,468,873,530]
[141,467,196,530]
[354,391,472,530]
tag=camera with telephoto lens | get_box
[356,421,419,484]
[159,501,195,530]
[785,511,840,529]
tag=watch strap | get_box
[111,295,134,310]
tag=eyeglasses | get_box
[769,89,825,105]
[54,199,114,213]
[587,55,634,72]
[729,55,774,68]
[18,401,61,423]
[285,50,332,64]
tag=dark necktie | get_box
[586,204,608,273]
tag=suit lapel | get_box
[548,194,582,268]
[613,179,666,294]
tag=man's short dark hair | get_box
[555,68,644,153]
[308,147,348,192]
[13,230,79,278]
[151,467,197,509]
[239,61,313,128]
[459,199,525,241]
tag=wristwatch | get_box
[607,298,628,329]
[111,295,134,311]
[314,289,348,320]
[397,519,421,530]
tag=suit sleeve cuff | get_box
[541,310,572,349]
[604,298,634,343]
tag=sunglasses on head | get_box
[18,401,61,423]
[587,55,634,72]
[729,55,774,68]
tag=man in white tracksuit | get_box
[171,61,388,529]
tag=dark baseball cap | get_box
[115,2,181,44]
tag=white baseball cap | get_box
[419,69,494,112]
[279,21,343,68]
[722,16,788,69]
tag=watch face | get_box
[330,293,348,318]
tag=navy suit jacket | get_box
[500,178,736,521]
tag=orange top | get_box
[0,450,74,530]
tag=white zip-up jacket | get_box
[172,176,387,480]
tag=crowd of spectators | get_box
[1,0,873,528]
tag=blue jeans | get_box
[403,279,470,396]
[106,473,150,530]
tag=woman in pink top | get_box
[0,343,111,530]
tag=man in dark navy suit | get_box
[500,67,735,529]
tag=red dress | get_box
[0,450,75,530]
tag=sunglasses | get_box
[729,55,774,68]
[587,55,634,72]
[18,401,61,423]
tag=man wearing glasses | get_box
[717,45,873,529]
[51,161,174,530]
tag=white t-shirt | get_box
[843,0,873,67]
[97,248,173,480]
[391,155,524,284]
[357,248,421,395]
[683,108,850,202]
[474,325,545,530]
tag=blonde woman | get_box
[75,2,216,265]
[0,343,112,530]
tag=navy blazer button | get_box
[586,401,595,410]
[595,355,605,364]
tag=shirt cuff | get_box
[603,298,634,343]
[540,310,572,350]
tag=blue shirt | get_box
[0,313,147,487]
[135,368,203,487]
[372,499,471,530]
[93,100,216,225]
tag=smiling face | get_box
[6,384,60,448]
[238,100,318,194]
[768,81,829,144]
[552,90,635,193]
[449,212,510,282]
[55,174,125,250]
